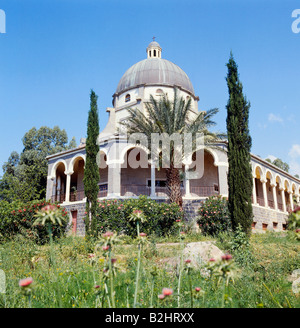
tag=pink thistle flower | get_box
[221,254,232,261]
[176,219,181,222]
[88,253,95,258]
[185,259,191,264]
[209,258,215,262]
[94,285,100,289]
[139,233,147,237]
[102,246,110,251]
[162,288,173,296]
[195,287,201,292]
[158,294,165,300]
[103,231,114,238]
[19,277,33,288]
[111,258,117,264]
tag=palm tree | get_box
[122,89,225,206]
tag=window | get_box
[125,94,130,102]
[154,50,156,57]
[99,183,108,191]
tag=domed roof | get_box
[115,42,194,96]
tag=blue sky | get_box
[1,0,300,176]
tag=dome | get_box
[115,41,195,96]
[115,58,195,96]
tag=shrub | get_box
[197,195,231,236]
[287,206,300,231]
[0,199,68,244]
[93,195,184,237]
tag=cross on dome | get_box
[146,38,162,59]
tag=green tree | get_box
[122,88,224,206]
[83,90,100,236]
[0,126,74,202]
[226,53,253,236]
[266,157,289,173]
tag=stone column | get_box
[261,179,268,208]
[280,187,287,212]
[150,163,156,198]
[271,183,278,210]
[289,191,294,211]
[252,176,257,204]
[57,176,61,202]
[107,162,121,197]
[217,165,228,197]
[184,164,191,198]
[64,172,72,203]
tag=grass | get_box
[0,231,299,308]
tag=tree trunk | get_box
[166,165,183,207]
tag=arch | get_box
[119,144,150,165]
[265,170,274,185]
[125,94,131,102]
[68,154,86,173]
[183,146,221,167]
[284,179,290,191]
[254,164,263,180]
[50,160,68,179]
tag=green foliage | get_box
[226,53,253,235]
[0,126,74,202]
[0,199,67,244]
[122,88,225,206]
[287,207,300,231]
[266,158,289,173]
[197,195,231,236]
[93,195,184,237]
[83,90,100,237]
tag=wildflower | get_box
[94,285,100,289]
[139,233,147,237]
[103,231,114,238]
[88,253,95,258]
[102,246,110,251]
[209,258,215,262]
[176,219,181,222]
[162,288,173,296]
[180,231,185,235]
[195,287,201,292]
[221,254,232,261]
[111,258,117,264]
[19,277,33,288]
[158,294,165,300]
[185,259,191,264]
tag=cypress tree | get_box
[83,90,100,237]
[226,53,253,235]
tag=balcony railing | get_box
[190,186,219,197]
[50,193,65,204]
[70,190,85,202]
[121,185,151,197]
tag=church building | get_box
[45,41,300,235]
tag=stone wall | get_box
[252,205,288,231]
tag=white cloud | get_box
[268,113,283,123]
[288,144,300,159]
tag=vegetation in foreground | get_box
[0,228,299,308]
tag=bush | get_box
[93,195,184,237]
[0,199,68,244]
[197,195,231,236]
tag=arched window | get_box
[156,89,163,96]
[125,94,130,102]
